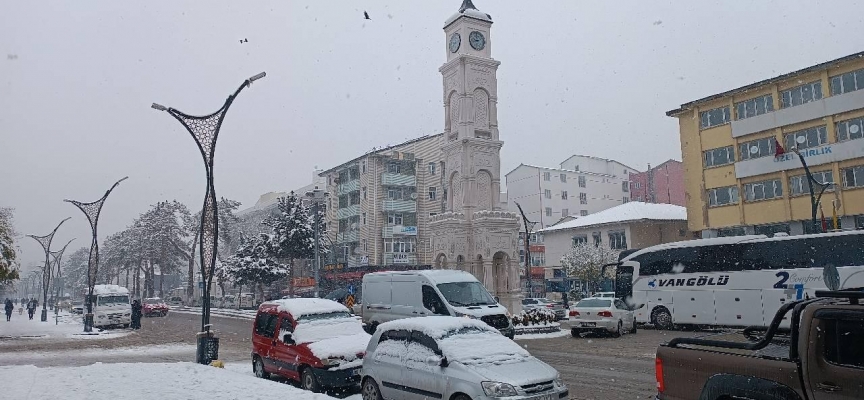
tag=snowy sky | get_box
[2,0,862,269]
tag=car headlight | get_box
[455,312,477,319]
[481,381,518,397]
[320,358,341,366]
[554,374,564,387]
[124,313,130,317]
[97,315,105,319]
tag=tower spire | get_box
[459,0,478,13]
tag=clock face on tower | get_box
[449,33,461,53]
[469,31,486,50]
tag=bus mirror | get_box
[823,264,840,291]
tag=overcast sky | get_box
[2,0,861,270]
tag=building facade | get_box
[505,155,638,229]
[668,51,864,237]
[629,159,686,206]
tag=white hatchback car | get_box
[563,297,636,337]
[361,316,568,400]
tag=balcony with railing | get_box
[337,179,360,195]
[382,200,415,213]
[336,204,360,219]
[337,230,358,243]
[381,173,416,187]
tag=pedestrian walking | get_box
[131,299,142,329]
[4,298,13,321]
[27,299,36,320]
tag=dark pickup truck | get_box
[655,288,863,400]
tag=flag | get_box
[820,206,828,232]
[774,138,785,157]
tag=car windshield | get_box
[576,299,611,308]
[144,299,162,304]
[436,282,496,306]
[98,295,129,306]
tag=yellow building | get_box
[668,51,864,237]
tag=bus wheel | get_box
[651,307,673,330]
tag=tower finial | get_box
[459,0,478,13]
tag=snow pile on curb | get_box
[0,312,130,343]
[0,362,338,400]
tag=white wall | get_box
[542,223,631,267]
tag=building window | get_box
[622,197,629,203]
[636,196,643,201]
[384,237,416,253]
[362,212,366,225]
[855,215,864,229]
[802,218,841,234]
[744,179,783,202]
[578,176,586,188]
[700,106,731,129]
[363,239,367,253]
[429,212,437,218]
[784,125,827,151]
[349,191,360,205]
[572,235,588,245]
[387,163,401,174]
[349,167,360,180]
[543,171,551,181]
[579,193,587,204]
[735,94,774,120]
[592,232,602,247]
[387,188,404,200]
[634,181,642,189]
[428,162,436,175]
[836,116,864,142]
[545,207,552,217]
[754,223,790,237]
[387,213,403,225]
[704,146,735,167]
[830,68,864,95]
[428,187,437,200]
[560,173,567,182]
[842,165,864,189]
[622,182,629,192]
[562,209,569,217]
[362,187,367,200]
[544,189,552,199]
[739,137,776,161]
[361,161,366,173]
[561,190,568,200]
[608,231,627,250]
[708,186,739,207]
[580,210,588,216]
[789,171,834,196]
[717,226,746,237]
[781,81,822,108]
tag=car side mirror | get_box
[494,296,500,303]
[283,333,295,345]
[425,355,442,367]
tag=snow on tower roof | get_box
[539,202,686,233]
[445,0,492,28]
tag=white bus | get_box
[613,230,864,329]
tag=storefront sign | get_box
[735,138,864,179]
[393,254,410,264]
[396,226,417,235]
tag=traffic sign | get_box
[347,284,355,295]
[345,295,355,309]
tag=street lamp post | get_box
[27,217,70,322]
[152,72,265,364]
[514,202,537,298]
[50,239,75,324]
[65,177,127,332]
[306,189,328,298]
[791,146,832,233]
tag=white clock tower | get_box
[430,0,522,312]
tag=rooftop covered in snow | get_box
[539,202,687,233]
[444,0,492,28]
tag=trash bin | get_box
[196,328,219,365]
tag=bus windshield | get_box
[98,295,129,306]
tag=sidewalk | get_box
[0,310,130,342]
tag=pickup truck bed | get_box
[672,331,792,360]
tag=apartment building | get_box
[667,51,864,237]
[629,159,686,206]
[505,155,638,229]
[320,134,444,268]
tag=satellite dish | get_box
[850,125,860,134]
[350,223,358,230]
[796,136,807,144]
[823,264,840,291]
[410,193,418,200]
[749,145,759,154]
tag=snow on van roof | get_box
[92,285,129,295]
[265,298,347,318]
[365,269,478,284]
[377,316,496,339]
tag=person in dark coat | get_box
[131,299,142,329]
[4,299,13,321]
[26,299,37,320]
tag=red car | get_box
[251,298,370,392]
[142,297,169,317]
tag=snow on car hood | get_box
[467,357,558,387]
[439,330,530,366]
[294,317,370,361]
[451,304,507,317]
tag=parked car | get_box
[521,298,567,320]
[251,298,369,392]
[167,296,184,307]
[142,298,169,317]
[70,301,84,315]
[361,316,568,400]
[656,288,864,399]
[563,297,636,337]
[360,270,515,338]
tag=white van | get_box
[89,284,132,328]
[360,270,515,338]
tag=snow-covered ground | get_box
[170,306,257,320]
[0,310,131,343]
[514,329,570,340]
[0,343,195,365]
[1,362,356,400]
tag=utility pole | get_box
[514,202,537,298]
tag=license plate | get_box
[530,394,554,400]
[580,322,596,327]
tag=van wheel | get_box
[651,307,673,330]
[301,367,320,392]
[612,321,623,338]
[253,356,269,379]
[362,378,383,400]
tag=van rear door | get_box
[363,277,393,323]
[391,278,421,320]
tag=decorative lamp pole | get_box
[791,146,832,234]
[152,72,266,364]
[27,217,71,322]
[514,202,537,298]
[65,177,127,332]
[306,189,328,298]
[51,238,75,323]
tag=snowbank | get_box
[0,362,337,400]
[378,316,495,339]
[269,298,348,318]
[92,284,129,295]
[0,312,129,343]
